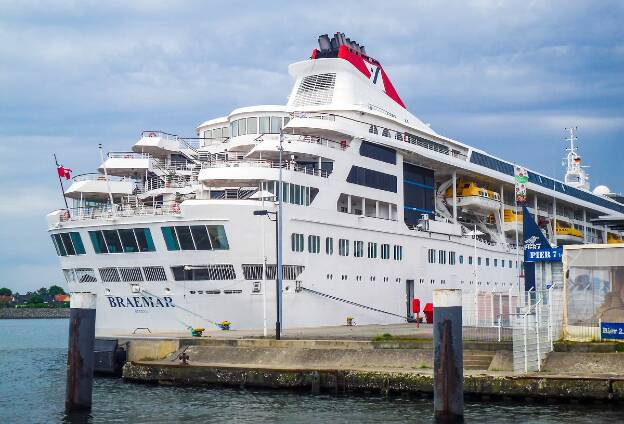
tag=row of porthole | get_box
[329,274,402,283]
[418,280,514,287]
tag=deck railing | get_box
[201,159,330,178]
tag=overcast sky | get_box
[0,0,622,292]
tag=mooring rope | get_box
[299,286,407,319]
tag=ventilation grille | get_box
[119,267,143,282]
[292,73,336,107]
[75,268,97,283]
[99,267,121,282]
[144,266,167,281]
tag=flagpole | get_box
[54,153,70,210]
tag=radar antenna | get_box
[562,126,590,190]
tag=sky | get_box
[0,0,622,292]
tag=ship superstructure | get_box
[47,33,624,335]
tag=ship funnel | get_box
[318,34,331,51]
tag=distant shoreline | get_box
[0,308,70,319]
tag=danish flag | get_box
[57,165,72,180]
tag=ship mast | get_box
[563,126,589,190]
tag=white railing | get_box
[71,173,129,183]
[284,134,350,150]
[107,152,150,159]
[201,159,330,178]
[56,201,183,222]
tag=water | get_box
[1,319,622,423]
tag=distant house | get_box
[12,294,32,305]
[0,295,12,304]
[54,294,70,302]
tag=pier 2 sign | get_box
[600,322,624,340]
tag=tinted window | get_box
[119,229,139,253]
[52,234,67,256]
[60,232,76,256]
[191,225,212,250]
[70,232,86,254]
[175,226,195,250]
[208,225,229,250]
[89,231,107,254]
[360,141,396,164]
[161,227,180,251]
[346,166,397,192]
[135,228,155,252]
[102,230,122,253]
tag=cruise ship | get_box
[47,33,624,335]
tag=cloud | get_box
[0,0,623,290]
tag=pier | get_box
[98,323,624,402]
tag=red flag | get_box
[57,165,72,180]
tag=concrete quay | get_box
[112,323,624,401]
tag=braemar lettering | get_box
[106,296,175,308]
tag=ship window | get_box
[509,261,513,269]
[51,234,64,256]
[449,251,456,265]
[238,118,247,136]
[60,232,76,256]
[494,258,498,267]
[308,235,320,253]
[367,242,377,258]
[394,245,403,261]
[208,225,230,250]
[247,117,258,134]
[231,120,239,137]
[119,229,139,253]
[468,256,473,265]
[347,166,397,193]
[222,126,229,137]
[459,255,464,264]
[70,232,86,255]
[359,141,396,164]
[259,116,270,133]
[203,129,212,139]
[478,257,482,266]
[438,250,446,265]
[338,238,349,256]
[485,258,490,266]
[191,225,212,250]
[354,241,364,257]
[325,237,333,255]
[89,231,108,254]
[102,230,123,253]
[171,265,236,281]
[214,128,222,139]
[174,226,195,250]
[270,116,282,134]
[135,228,156,252]
[75,268,97,283]
[428,249,436,264]
[161,227,180,251]
[291,233,304,252]
[381,244,390,260]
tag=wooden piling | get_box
[65,292,97,412]
[433,289,464,423]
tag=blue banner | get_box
[600,322,624,340]
[522,206,562,262]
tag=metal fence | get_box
[461,289,519,342]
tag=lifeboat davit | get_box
[446,181,501,216]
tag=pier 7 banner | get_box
[522,206,562,262]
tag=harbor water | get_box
[0,319,622,423]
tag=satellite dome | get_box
[593,185,611,196]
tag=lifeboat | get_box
[607,233,624,244]
[502,209,523,235]
[555,220,584,245]
[446,181,501,216]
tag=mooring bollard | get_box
[433,289,464,423]
[65,292,97,412]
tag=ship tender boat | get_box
[46,33,624,335]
